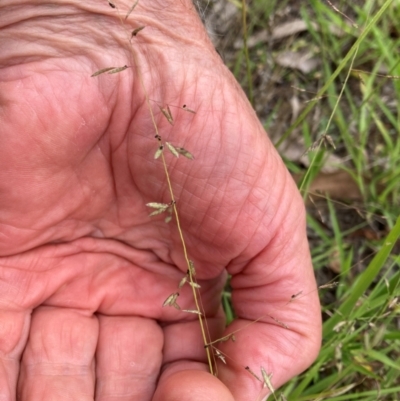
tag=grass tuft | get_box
[197,0,400,398]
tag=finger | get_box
[153,364,234,401]
[0,310,30,401]
[18,306,98,401]
[95,315,163,401]
[154,309,228,401]
[162,313,225,366]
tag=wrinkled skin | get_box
[0,1,321,400]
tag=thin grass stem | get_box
[110,2,214,374]
[241,0,254,106]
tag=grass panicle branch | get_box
[98,0,215,374]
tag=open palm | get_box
[0,1,321,400]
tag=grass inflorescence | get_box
[94,0,217,372]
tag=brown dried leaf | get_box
[275,51,320,74]
[294,171,363,202]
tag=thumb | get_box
[153,363,234,401]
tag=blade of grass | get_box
[275,0,395,148]
[241,0,254,106]
[323,215,400,335]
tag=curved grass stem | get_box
[111,1,214,374]
[160,152,214,374]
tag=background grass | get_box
[197,0,400,399]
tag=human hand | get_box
[0,1,321,400]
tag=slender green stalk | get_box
[275,0,395,148]
[241,0,254,106]
[323,215,400,335]
[299,44,359,194]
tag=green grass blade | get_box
[323,215,400,335]
[275,0,395,148]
